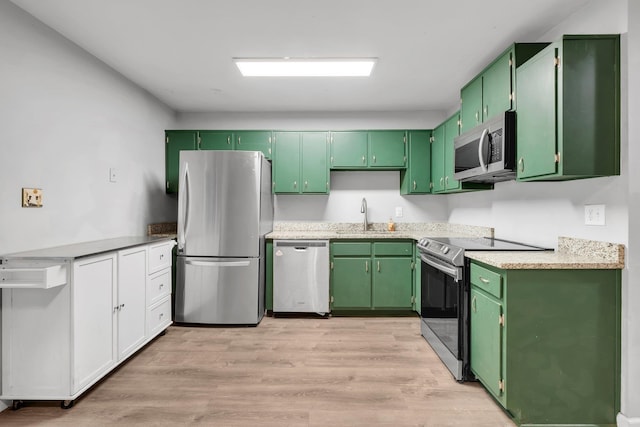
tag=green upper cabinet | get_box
[330,130,407,170]
[516,35,620,181]
[199,130,234,150]
[460,43,548,134]
[329,131,368,168]
[400,130,432,194]
[430,124,446,193]
[234,130,272,160]
[165,130,198,194]
[443,113,461,191]
[301,132,329,193]
[368,130,407,168]
[272,131,329,194]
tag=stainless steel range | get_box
[416,236,547,382]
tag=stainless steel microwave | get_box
[454,111,516,183]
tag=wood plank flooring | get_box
[0,316,515,426]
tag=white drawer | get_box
[147,296,172,337]
[148,241,174,274]
[147,269,171,306]
[0,263,67,289]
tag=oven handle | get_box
[420,253,462,282]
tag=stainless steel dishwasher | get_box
[273,240,329,315]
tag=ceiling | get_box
[11,0,590,113]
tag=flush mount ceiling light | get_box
[233,58,377,77]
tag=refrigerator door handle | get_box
[185,260,251,268]
[178,163,190,250]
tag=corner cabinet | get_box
[469,261,621,426]
[272,131,329,194]
[460,43,548,133]
[400,130,432,194]
[516,35,620,181]
[1,239,174,408]
[329,131,407,170]
[330,241,414,312]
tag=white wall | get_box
[175,111,449,223]
[0,2,177,255]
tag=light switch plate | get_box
[22,188,43,207]
[395,206,403,218]
[584,204,605,226]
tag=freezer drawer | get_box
[175,256,263,325]
[273,240,329,314]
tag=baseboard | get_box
[618,413,640,427]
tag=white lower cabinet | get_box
[1,240,174,405]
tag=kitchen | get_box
[0,0,638,425]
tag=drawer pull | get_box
[472,295,477,312]
[479,276,490,284]
[365,261,369,272]
[159,313,164,320]
[377,261,380,272]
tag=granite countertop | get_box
[466,236,625,270]
[266,222,494,241]
[1,236,174,261]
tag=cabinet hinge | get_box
[498,379,505,392]
[166,181,170,190]
[330,261,334,270]
[509,91,515,102]
[429,182,433,189]
[272,182,275,191]
[403,155,407,164]
[499,314,505,327]
[411,261,415,270]
[554,56,561,67]
[509,58,513,67]
[165,136,169,144]
[403,135,407,144]
[330,295,334,303]
[269,136,272,143]
[326,181,329,190]
[330,156,334,164]
[411,295,416,304]
[554,153,560,163]
[429,136,434,143]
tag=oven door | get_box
[420,253,464,380]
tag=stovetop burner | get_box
[417,236,548,266]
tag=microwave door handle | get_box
[477,128,489,172]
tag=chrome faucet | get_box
[360,197,368,232]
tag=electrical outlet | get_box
[584,204,605,226]
[22,188,43,208]
[109,167,118,183]
[395,206,403,218]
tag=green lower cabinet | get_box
[165,130,198,193]
[331,257,372,309]
[330,241,414,313]
[413,248,421,313]
[469,260,621,426]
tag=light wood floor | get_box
[0,316,514,426]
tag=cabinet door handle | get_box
[304,180,308,189]
[373,155,376,163]
[472,295,477,312]
[475,111,479,122]
[440,177,444,186]
[377,261,380,272]
[293,181,297,189]
[227,136,231,145]
[365,261,369,272]
[413,180,417,190]
[238,136,241,145]
[159,283,164,290]
[362,155,366,164]
[484,105,488,117]
[518,157,525,173]
[445,176,449,185]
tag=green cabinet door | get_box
[401,130,431,194]
[413,249,421,313]
[516,45,558,180]
[199,130,234,150]
[331,257,372,309]
[444,113,461,191]
[368,130,406,168]
[272,132,301,193]
[330,131,368,168]
[165,130,198,194]
[482,51,512,123]
[470,288,503,400]
[301,132,329,193]
[372,257,413,309]
[460,76,482,134]
[235,130,272,159]
[431,125,445,193]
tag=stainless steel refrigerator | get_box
[175,150,273,325]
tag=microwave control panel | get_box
[488,129,503,162]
